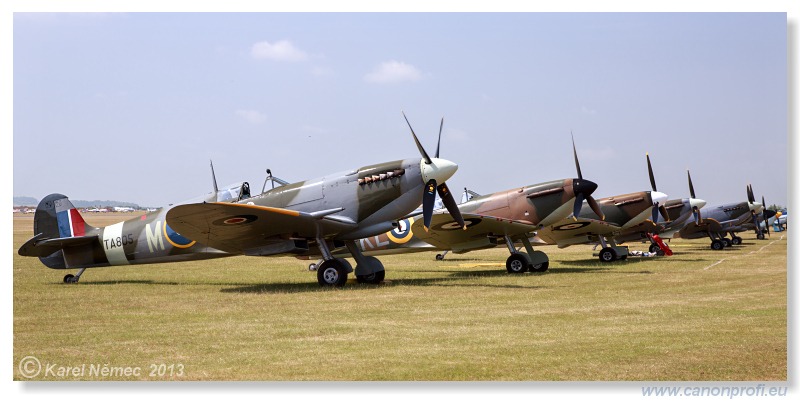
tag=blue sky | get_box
[12,12,788,208]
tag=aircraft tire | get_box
[710,239,725,250]
[317,259,348,287]
[757,233,765,240]
[506,253,529,274]
[723,238,732,247]
[63,274,76,284]
[598,247,617,263]
[649,243,660,254]
[435,254,445,261]
[732,236,742,245]
[356,270,386,284]
[529,261,549,272]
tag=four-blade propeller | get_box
[403,112,465,232]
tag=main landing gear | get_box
[313,238,387,287]
[503,235,549,274]
[63,268,87,284]
[596,237,629,262]
[435,251,449,261]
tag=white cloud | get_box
[250,40,308,62]
[364,60,423,84]
[235,110,267,124]
[581,106,598,115]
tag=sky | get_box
[11,12,788,209]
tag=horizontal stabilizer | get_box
[18,233,98,257]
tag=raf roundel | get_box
[212,215,258,226]
[432,218,481,231]
[554,222,590,231]
[387,217,415,244]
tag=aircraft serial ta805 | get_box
[18,114,465,286]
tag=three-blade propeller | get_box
[571,133,603,220]
[647,153,669,223]
[688,170,702,225]
[403,112,465,232]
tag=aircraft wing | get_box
[535,217,622,247]
[166,202,355,255]
[678,218,732,237]
[409,212,537,251]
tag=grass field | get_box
[12,213,787,381]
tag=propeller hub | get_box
[651,191,668,206]
[572,178,598,197]
[749,202,764,214]
[420,158,458,185]
[689,198,706,210]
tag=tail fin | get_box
[33,193,98,239]
[19,194,99,268]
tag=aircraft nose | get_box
[651,191,668,205]
[749,202,764,213]
[690,198,707,210]
[421,157,458,184]
[572,178,598,196]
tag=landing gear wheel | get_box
[710,239,725,250]
[435,254,445,261]
[599,247,617,263]
[63,274,77,284]
[529,261,549,272]
[723,238,732,247]
[732,236,742,245]
[649,243,660,254]
[317,259,348,287]
[356,270,386,284]
[506,253,529,274]
[757,233,765,240]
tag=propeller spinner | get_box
[403,112,465,231]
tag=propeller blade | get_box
[646,153,657,192]
[692,206,701,225]
[687,170,695,199]
[422,179,437,231]
[435,117,443,159]
[761,196,770,237]
[573,192,585,220]
[437,183,466,230]
[402,111,432,164]
[652,202,660,223]
[746,184,755,204]
[659,205,670,222]
[572,131,583,180]
[586,195,605,220]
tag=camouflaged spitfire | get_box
[18,115,463,287]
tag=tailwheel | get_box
[63,274,77,284]
[506,253,530,274]
[710,239,725,250]
[317,259,349,287]
[435,253,445,261]
[598,247,617,262]
[356,270,386,284]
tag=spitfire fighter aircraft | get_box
[534,153,670,262]
[19,114,464,286]
[611,170,707,255]
[676,184,764,250]
[323,136,604,273]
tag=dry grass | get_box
[13,213,787,380]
